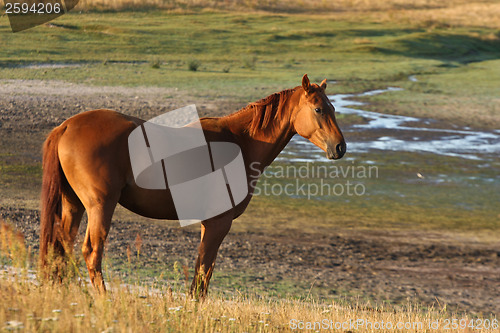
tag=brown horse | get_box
[40,74,346,295]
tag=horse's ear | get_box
[302,74,311,94]
[320,79,327,90]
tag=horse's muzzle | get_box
[326,141,346,160]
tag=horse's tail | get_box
[40,125,67,265]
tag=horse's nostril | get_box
[336,143,345,156]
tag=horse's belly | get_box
[119,184,178,220]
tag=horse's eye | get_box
[315,108,322,114]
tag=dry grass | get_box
[2,221,498,333]
[74,0,500,29]
[0,275,464,333]
[1,219,499,332]
[376,2,500,30]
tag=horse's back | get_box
[60,109,142,138]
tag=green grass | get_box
[0,162,42,188]
[106,255,334,301]
[1,11,499,115]
[359,58,500,128]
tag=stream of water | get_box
[279,88,500,162]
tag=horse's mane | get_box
[227,87,297,137]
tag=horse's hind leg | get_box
[81,195,119,292]
[58,188,85,256]
[49,189,85,278]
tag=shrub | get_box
[188,59,201,71]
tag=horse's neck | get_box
[216,99,296,174]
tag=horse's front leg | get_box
[190,215,232,298]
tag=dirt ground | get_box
[0,79,238,164]
[1,80,499,315]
